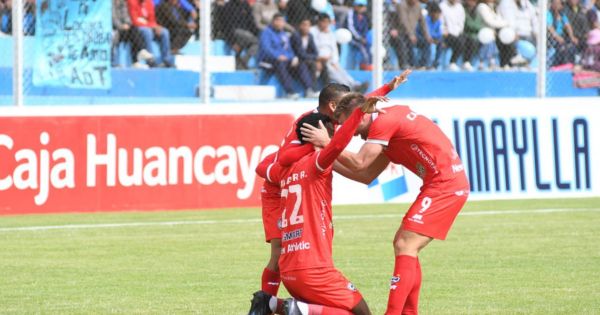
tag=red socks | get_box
[402,258,422,315]
[385,255,418,315]
[261,268,281,296]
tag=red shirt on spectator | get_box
[127,0,158,28]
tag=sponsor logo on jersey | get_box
[282,228,303,241]
[286,241,311,253]
[408,213,424,224]
[410,143,438,174]
[416,163,426,179]
[451,163,464,173]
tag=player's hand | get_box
[361,96,388,114]
[387,69,411,90]
[301,121,331,148]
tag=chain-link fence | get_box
[2,0,599,106]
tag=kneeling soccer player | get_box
[255,97,382,315]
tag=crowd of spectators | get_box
[0,0,599,74]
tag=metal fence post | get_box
[536,0,548,98]
[372,0,384,91]
[12,0,24,107]
[200,0,211,104]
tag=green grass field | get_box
[1,198,599,314]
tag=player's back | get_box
[275,152,335,273]
[367,105,465,184]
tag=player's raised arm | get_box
[278,143,314,167]
[365,69,411,97]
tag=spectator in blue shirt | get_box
[345,0,372,70]
[547,0,578,66]
[416,2,443,69]
[259,14,315,99]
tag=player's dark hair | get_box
[334,92,365,121]
[295,113,334,145]
[272,13,284,21]
[318,83,351,110]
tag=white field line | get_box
[0,208,598,232]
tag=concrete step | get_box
[213,85,276,101]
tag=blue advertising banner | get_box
[33,0,112,89]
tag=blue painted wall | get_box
[1,67,597,105]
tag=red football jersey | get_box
[366,105,465,184]
[276,84,392,165]
[267,108,365,273]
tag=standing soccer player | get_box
[303,93,470,315]
[263,97,381,315]
[248,72,412,315]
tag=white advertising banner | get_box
[332,98,599,205]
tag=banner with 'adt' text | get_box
[34,0,112,89]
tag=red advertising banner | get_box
[0,114,295,215]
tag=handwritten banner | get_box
[33,0,112,89]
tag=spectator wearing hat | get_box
[416,2,443,69]
[345,0,373,70]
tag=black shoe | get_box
[248,291,272,315]
[282,298,301,315]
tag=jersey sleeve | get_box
[365,83,391,97]
[366,113,396,146]
[279,143,314,167]
[315,107,364,172]
[256,152,277,180]
[266,162,283,184]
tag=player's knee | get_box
[393,235,419,255]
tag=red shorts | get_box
[402,178,469,240]
[281,267,363,311]
[261,182,282,243]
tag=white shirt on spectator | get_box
[477,2,508,29]
[497,0,538,38]
[440,0,466,37]
[310,25,339,64]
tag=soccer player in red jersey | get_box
[262,97,381,315]
[303,93,470,315]
[248,72,412,315]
